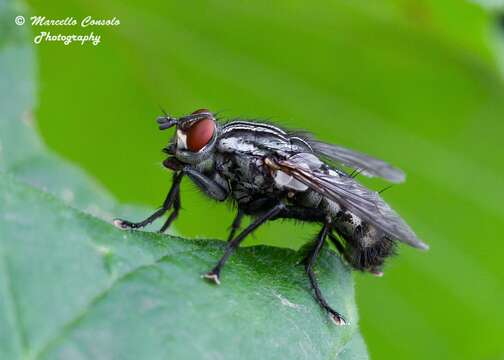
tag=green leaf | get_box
[0,0,146,224]
[0,0,113,211]
[0,174,363,360]
[0,1,367,359]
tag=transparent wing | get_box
[308,140,406,183]
[274,153,427,250]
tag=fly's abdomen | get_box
[332,208,396,274]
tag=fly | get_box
[114,109,428,325]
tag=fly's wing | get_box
[272,153,428,250]
[308,140,406,183]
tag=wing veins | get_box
[276,158,428,250]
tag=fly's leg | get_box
[114,172,184,230]
[203,203,285,284]
[227,209,244,242]
[327,231,346,255]
[158,188,181,233]
[271,206,325,222]
[115,166,228,231]
[304,223,347,325]
[183,167,228,201]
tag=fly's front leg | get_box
[114,171,184,230]
[305,222,347,325]
[183,167,229,201]
[161,166,228,233]
[158,187,181,233]
[115,165,227,232]
[203,203,285,284]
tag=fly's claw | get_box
[202,270,221,285]
[113,218,130,229]
[113,218,142,230]
[328,310,347,326]
[325,305,347,326]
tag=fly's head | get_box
[158,109,218,167]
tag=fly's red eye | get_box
[186,118,215,152]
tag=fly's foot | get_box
[202,270,221,285]
[113,219,134,230]
[326,308,347,326]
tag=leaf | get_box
[0,0,146,224]
[0,1,367,359]
[0,174,362,360]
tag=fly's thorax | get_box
[218,120,311,154]
[214,151,277,205]
[215,122,315,195]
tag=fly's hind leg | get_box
[327,231,346,255]
[303,223,346,325]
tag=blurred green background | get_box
[20,0,504,358]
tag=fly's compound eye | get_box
[186,117,215,151]
[176,109,216,152]
[176,111,216,152]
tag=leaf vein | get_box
[0,250,30,358]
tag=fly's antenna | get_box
[157,116,178,130]
[378,184,394,194]
[156,105,178,130]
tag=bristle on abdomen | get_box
[332,210,397,274]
